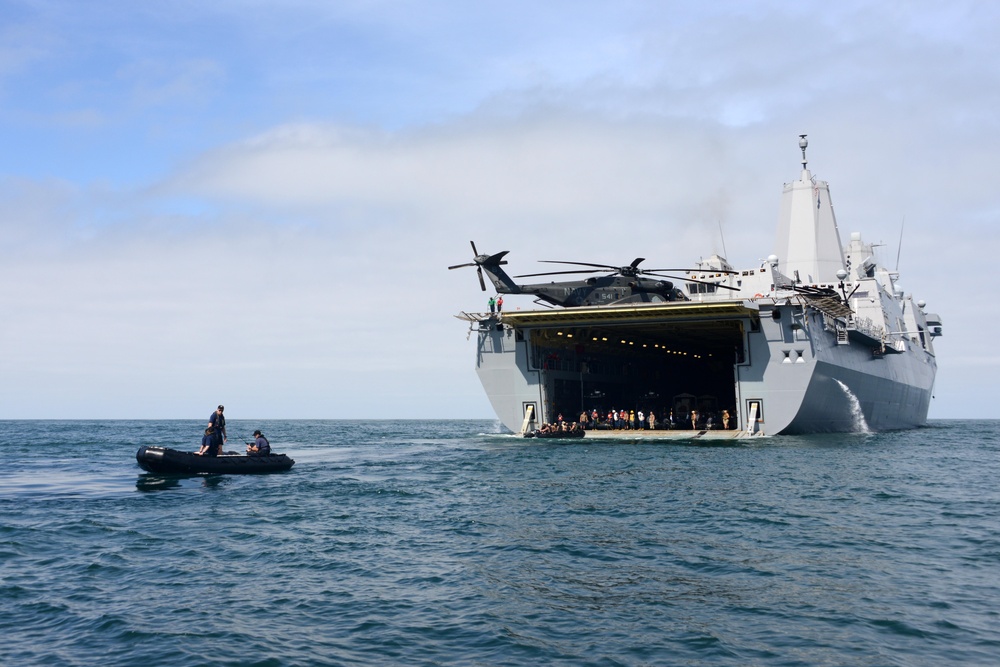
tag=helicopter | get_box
[448,241,739,308]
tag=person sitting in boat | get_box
[197,426,218,457]
[247,430,271,456]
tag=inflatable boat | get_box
[136,446,295,474]
[523,428,586,439]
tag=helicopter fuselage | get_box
[480,262,685,307]
[492,274,683,307]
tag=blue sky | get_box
[1,0,996,418]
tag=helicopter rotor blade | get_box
[450,241,502,291]
[536,258,650,277]
[641,273,740,291]
[642,267,740,275]
[538,260,620,270]
[514,269,611,278]
[640,271,688,280]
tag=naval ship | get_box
[452,137,942,437]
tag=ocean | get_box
[1,419,998,666]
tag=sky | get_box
[1,0,996,419]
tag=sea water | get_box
[1,419,999,666]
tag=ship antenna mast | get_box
[799,134,808,170]
[895,215,905,271]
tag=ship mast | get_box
[773,134,847,283]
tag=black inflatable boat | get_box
[136,446,295,474]
[523,428,585,439]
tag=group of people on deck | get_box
[565,407,734,431]
[195,405,271,457]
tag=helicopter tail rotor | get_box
[448,241,509,292]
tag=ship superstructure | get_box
[455,137,941,436]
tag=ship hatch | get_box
[500,303,755,423]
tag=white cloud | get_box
[4,110,988,418]
[1,0,997,418]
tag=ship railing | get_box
[823,313,890,349]
[851,316,885,340]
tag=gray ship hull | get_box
[464,295,936,436]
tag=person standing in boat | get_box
[247,429,270,456]
[208,405,227,454]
